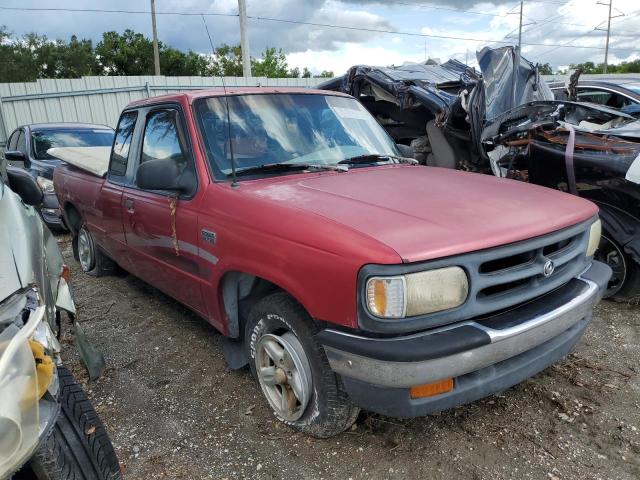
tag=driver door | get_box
[121,106,205,315]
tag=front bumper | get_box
[318,260,610,417]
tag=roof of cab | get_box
[126,86,351,108]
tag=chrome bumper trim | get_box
[324,277,600,388]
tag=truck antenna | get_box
[201,14,239,188]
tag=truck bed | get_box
[47,147,111,177]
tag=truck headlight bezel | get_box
[365,267,469,320]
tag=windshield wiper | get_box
[232,162,346,178]
[337,154,417,166]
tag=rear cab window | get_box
[109,111,138,176]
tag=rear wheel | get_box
[245,292,359,438]
[75,224,116,277]
[30,366,122,480]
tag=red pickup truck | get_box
[54,87,611,437]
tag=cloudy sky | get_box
[1,0,639,74]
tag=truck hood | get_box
[245,165,598,263]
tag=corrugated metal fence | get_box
[0,75,320,147]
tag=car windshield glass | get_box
[194,93,399,179]
[31,129,115,160]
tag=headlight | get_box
[36,176,55,194]
[366,267,469,319]
[586,219,602,257]
[0,302,47,478]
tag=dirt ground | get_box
[56,235,640,480]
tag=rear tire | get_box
[30,366,122,480]
[245,292,359,438]
[75,224,116,277]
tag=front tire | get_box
[30,366,122,480]
[597,234,640,302]
[245,292,359,438]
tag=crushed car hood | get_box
[245,166,597,263]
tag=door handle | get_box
[124,198,135,212]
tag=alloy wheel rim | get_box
[255,332,312,422]
[78,228,94,272]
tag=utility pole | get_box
[603,0,613,74]
[238,0,252,77]
[150,0,161,75]
[512,0,524,109]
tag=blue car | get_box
[3,123,114,230]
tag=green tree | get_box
[211,43,243,76]
[315,70,334,78]
[95,30,155,75]
[536,62,553,75]
[252,47,290,77]
[302,67,312,78]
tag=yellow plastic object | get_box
[29,340,54,400]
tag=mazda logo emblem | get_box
[543,260,555,277]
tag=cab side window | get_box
[138,108,196,195]
[141,109,188,165]
[109,111,137,176]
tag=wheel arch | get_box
[62,201,83,235]
[219,270,310,340]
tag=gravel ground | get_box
[56,235,640,480]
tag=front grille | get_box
[475,229,585,306]
[357,218,594,334]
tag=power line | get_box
[0,5,637,53]
[0,6,239,17]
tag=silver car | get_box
[0,161,121,479]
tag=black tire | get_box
[30,366,122,480]
[75,224,116,277]
[596,233,640,302]
[245,292,359,438]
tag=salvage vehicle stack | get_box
[321,46,640,301]
[48,86,610,437]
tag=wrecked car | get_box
[0,161,121,479]
[321,47,640,301]
[52,87,610,437]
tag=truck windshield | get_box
[31,129,115,160]
[194,93,400,179]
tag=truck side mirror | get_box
[4,150,29,168]
[396,143,415,159]
[6,166,43,206]
[136,158,196,196]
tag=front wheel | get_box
[596,233,640,302]
[245,292,359,438]
[29,366,122,480]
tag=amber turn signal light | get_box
[409,378,454,399]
